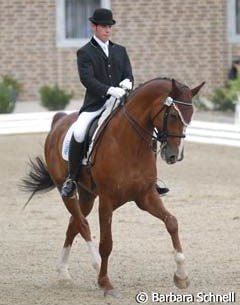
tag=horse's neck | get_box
[111,81,169,152]
[126,80,170,128]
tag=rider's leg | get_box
[61,135,85,198]
[61,107,104,198]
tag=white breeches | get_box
[73,106,105,143]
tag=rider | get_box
[61,8,169,198]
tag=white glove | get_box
[107,87,126,98]
[119,78,132,90]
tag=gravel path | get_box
[0,134,239,305]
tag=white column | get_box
[235,95,240,125]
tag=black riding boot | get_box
[155,183,169,195]
[61,136,85,198]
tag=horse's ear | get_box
[171,79,180,96]
[191,81,205,97]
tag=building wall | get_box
[112,0,229,94]
[0,0,235,101]
[0,0,82,101]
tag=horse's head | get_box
[151,79,205,164]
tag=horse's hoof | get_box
[174,273,190,289]
[104,288,121,298]
[58,278,75,287]
[57,266,72,281]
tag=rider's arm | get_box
[121,47,134,85]
[77,49,109,98]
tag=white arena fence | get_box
[0,112,240,147]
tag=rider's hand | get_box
[107,87,126,98]
[119,78,132,90]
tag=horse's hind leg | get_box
[57,187,100,280]
[136,189,189,289]
[57,215,78,280]
[97,195,119,297]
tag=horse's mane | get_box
[128,77,189,100]
[135,77,172,90]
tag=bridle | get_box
[122,96,193,150]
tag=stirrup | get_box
[61,178,78,198]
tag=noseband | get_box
[123,96,193,150]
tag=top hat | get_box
[89,8,116,25]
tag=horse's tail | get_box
[20,156,56,208]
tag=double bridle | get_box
[122,96,193,150]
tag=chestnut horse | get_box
[22,78,204,296]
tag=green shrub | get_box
[0,83,16,113]
[210,77,240,112]
[2,75,23,98]
[193,95,214,111]
[0,75,22,113]
[39,85,74,111]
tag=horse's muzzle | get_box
[161,143,184,164]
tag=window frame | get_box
[228,0,240,43]
[56,0,111,48]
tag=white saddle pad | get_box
[62,97,120,163]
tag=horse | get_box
[22,77,204,296]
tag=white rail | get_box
[0,112,240,147]
[186,120,240,147]
[0,112,72,135]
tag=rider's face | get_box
[92,24,113,42]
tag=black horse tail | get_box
[21,156,56,208]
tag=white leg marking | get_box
[57,246,72,280]
[174,251,187,279]
[86,241,101,272]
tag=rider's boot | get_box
[61,136,85,198]
[156,183,169,195]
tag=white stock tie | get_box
[102,44,109,57]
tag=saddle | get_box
[62,97,122,164]
[83,114,101,157]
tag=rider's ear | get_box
[191,82,205,97]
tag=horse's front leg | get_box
[98,195,119,297]
[136,189,189,289]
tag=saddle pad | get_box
[62,96,120,163]
[62,122,75,161]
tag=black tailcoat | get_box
[77,37,133,112]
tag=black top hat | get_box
[89,8,116,25]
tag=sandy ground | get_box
[0,133,239,305]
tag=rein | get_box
[122,104,165,144]
[122,97,193,150]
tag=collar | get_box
[93,35,109,49]
[91,37,114,48]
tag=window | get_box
[228,0,240,42]
[56,0,111,47]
